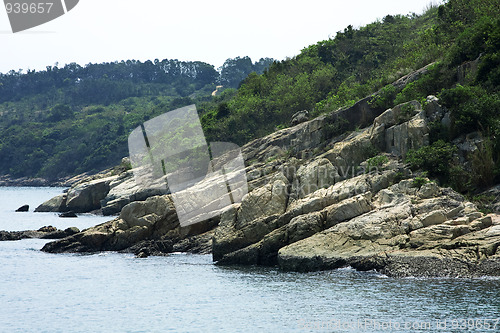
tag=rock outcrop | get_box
[42,195,217,255]
[210,96,500,277]
[35,166,168,216]
[35,194,67,212]
[37,82,500,277]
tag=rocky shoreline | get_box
[31,66,500,278]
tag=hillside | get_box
[1,0,499,196]
[0,57,273,180]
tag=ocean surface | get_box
[0,187,498,333]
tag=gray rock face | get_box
[41,194,218,255]
[210,95,500,277]
[100,171,168,216]
[276,180,500,277]
[66,177,113,213]
[35,194,67,212]
[35,168,168,216]
[291,110,309,126]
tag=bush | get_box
[405,140,457,182]
[471,135,496,188]
[413,177,429,188]
[366,155,389,170]
[439,85,500,136]
[369,84,397,110]
[394,64,452,105]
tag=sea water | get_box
[0,188,498,333]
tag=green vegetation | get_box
[405,140,457,184]
[413,177,430,189]
[0,57,273,179]
[470,194,496,214]
[366,155,389,170]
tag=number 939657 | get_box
[5,2,53,14]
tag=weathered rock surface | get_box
[65,176,113,213]
[277,182,500,277]
[210,95,500,277]
[34,164,168,216]
[291,110,309,126]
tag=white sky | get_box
[0,0,438,74]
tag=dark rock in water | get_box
[59,211,77,218]
[0,230,24,241]
[0,230,44,241]
[128,239,174,258]
[40,227,80,239]
[64,227,80,235]
[136,251,149,258]
[38,226,57,232]
[15,205,29,212]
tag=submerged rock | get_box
[59,211,77,218]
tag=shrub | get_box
[369,84,397,110]
[397,103,417,123]
[405,140,457,182]
[366,155,389,170]
[413,177,429,188]
[471,135,496,188]
[439,86,500,136]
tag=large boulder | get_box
[370,101,429,157]
[100,171,168,216]
[290,158,339,200]
[35,193,67,212]
[65,176,115,213]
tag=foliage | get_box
[366,155,389,170]
[218,57,275,88]
[405,140,457,183]
[470,194,496,214]
[397,103,417,123]
[471,135,497,188]
[439,85,500,136]
[369,84,397,110]
[412,177,429,188]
